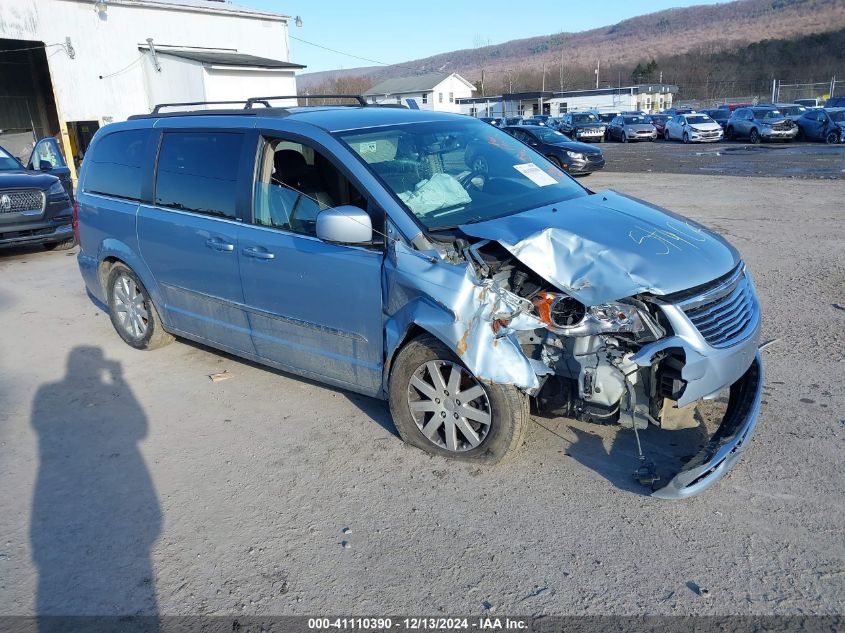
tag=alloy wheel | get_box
[112,273,149,339]
[406,360,492,452]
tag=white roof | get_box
[83,0,290,21]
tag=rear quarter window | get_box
[83,129,149,200]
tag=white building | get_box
[364,73,476,113]
[457,84,678,117]
[0,0,303,180]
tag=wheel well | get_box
[98,256,123,293]
[384,324,430,383]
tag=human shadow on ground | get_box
[30,346,161,628]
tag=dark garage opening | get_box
[0,38,61,163]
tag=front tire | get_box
[107,263,174,350]
[683,132,690,144]
[749,128,760,144]
[388,335,528,463]
[725,126,735,141]
[824,130,839,145]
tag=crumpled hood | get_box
[459,190,740,305]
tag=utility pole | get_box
[595,59,600,89]
[481,69,485,97]
[772,79,777,103]
[559,49,564,91]
[540,62,546,114]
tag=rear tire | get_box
[43,237,76,251]
[547,156,563,169]
[388,334,529,464]
[106,263,174,351]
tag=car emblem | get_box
[0,194,11,212]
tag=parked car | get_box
[660,108,695,116]
[519,117,547,126]
[726,106,798,143]
[796,108,845,144]
[545,116,565,131]
[699,108,730,130]
[0,142,75,250]
[558,111,606,142]
[501,116,523,126]
[74,101,763,498]
[794,98,822,108]
[716,103,753,113]
[664,113,723,143]
[755,103,808,122]
[826,97,845,108]
[25,136,74,200]
[501,125,605,175]
[646,114,671,137]
[478,117,500,126]
[594,111,620,134]
[606,114,657,142]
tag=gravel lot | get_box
[0,172,843,617]
[599,139,845,179]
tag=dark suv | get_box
[0,142,75,250]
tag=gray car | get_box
[726,107,798,143]
[606,114,658,142]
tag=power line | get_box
[0,43,66,55]
[99,54,145,79]
[288,34,429,75]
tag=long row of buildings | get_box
[363,73,679,116]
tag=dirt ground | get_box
[0,172,843,617]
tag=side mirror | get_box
[316,205,373,245]
[39,160,53,171]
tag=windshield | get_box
[598,113,616,123]
[0,146,23,171]
[337,120,587,230]
[623,115,649,125]
[572,113,599,124]
[685,115,712,125]
[827,110,845,122]
[531,127,569,143]
[649,115,669,123]
[753,109,783,119]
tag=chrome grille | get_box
[678,265,758,348]
[0,189,45,214]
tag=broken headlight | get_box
[533,293,664,341]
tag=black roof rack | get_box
[150,99,271,114]
[148,94,367,115]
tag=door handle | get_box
[205,237,234,252]
[242,246,275,260]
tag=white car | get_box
[664,113,723,143]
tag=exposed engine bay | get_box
[453,238,689,434]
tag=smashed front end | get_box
[386,191,763,499]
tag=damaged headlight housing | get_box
[532,293,664,341]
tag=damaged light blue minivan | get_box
[75,97,763,499]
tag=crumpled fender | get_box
[384,241,551,393]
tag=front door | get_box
[238,136,384,394]
[28,137,73,199]
[137,129,253,353]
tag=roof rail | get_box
[244,94,367,108]
[151,99,271,114]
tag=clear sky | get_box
[237,0,730,73]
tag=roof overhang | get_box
[72,0,290,22]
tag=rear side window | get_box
[84,130,149,200]
[155,132,243,219]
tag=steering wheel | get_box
[459,169,487,192]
